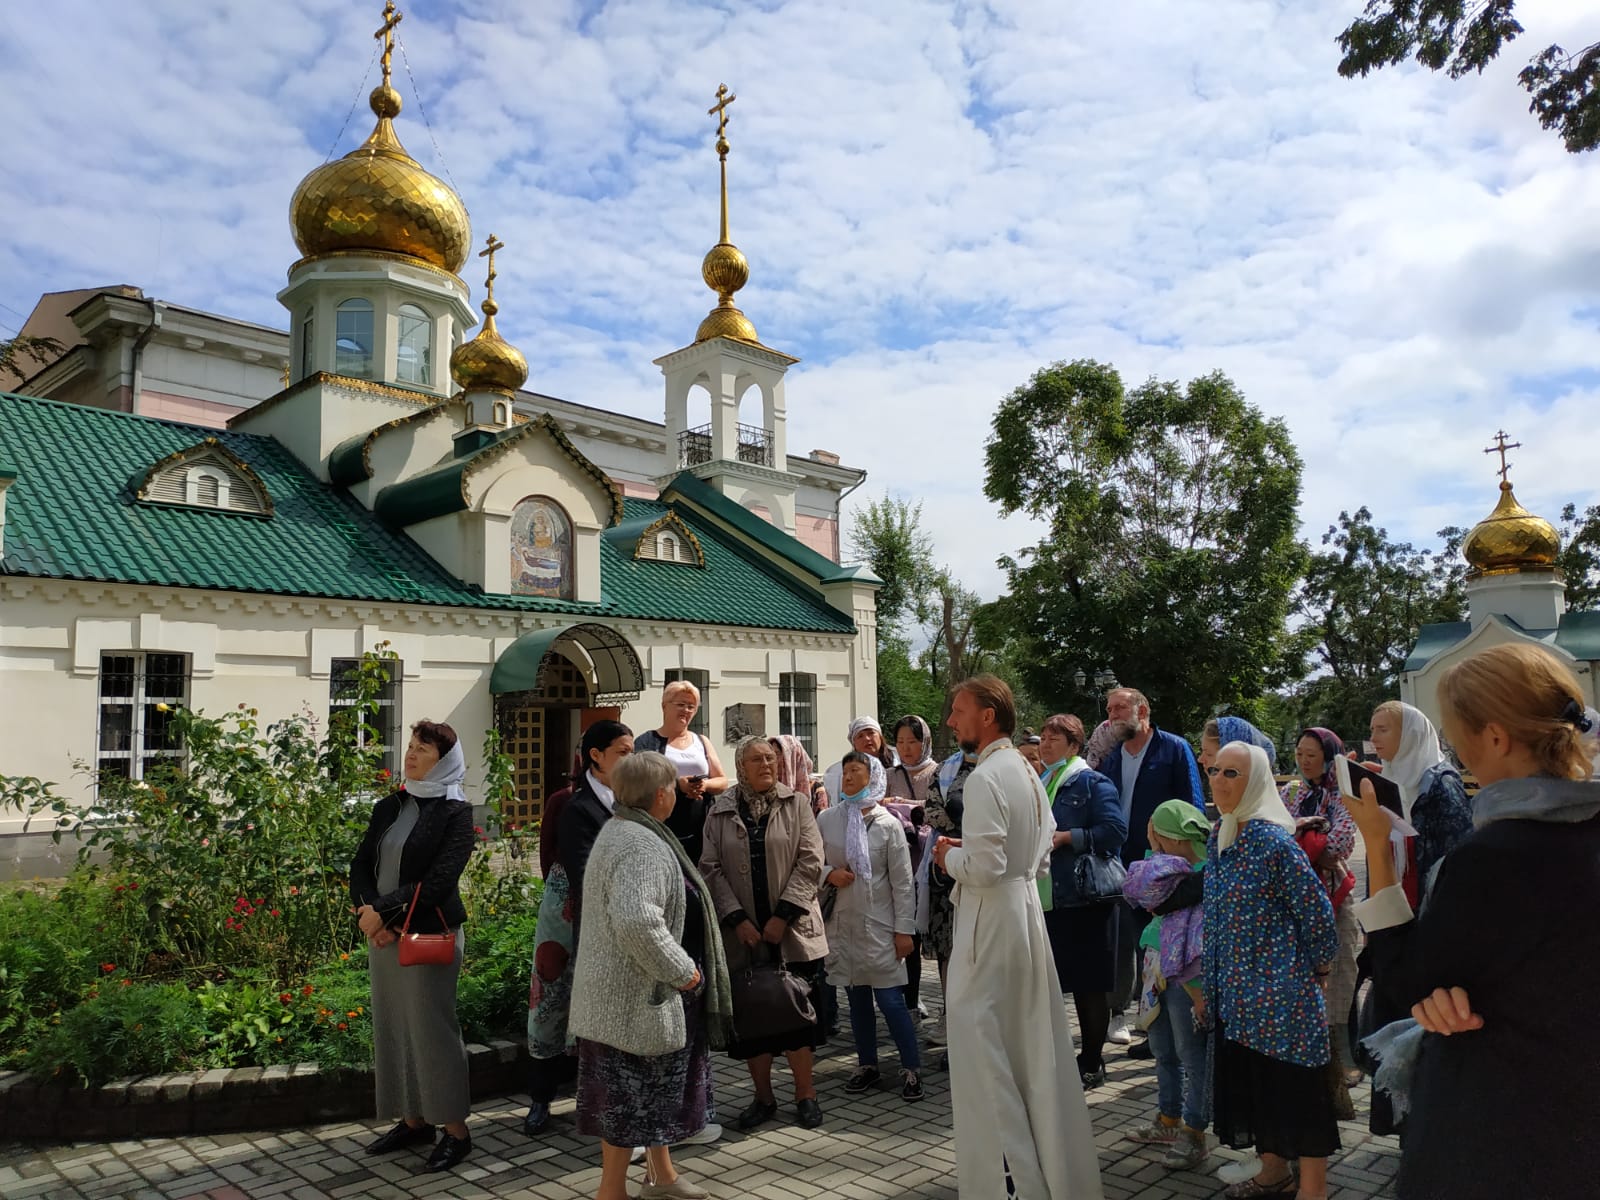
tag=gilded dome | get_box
[450,299,528,395]
[289,84,470,274]
[1462,482,1561,574]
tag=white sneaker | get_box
[915,1002,930,1020]
[679,1123,721,1146]
[1107,1015,1132,1046]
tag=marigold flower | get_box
[339,952,350,961]
[279,992,293,1004]
[347,1010,358,1018]
[119,979,132,988]
[337,1022,348,1031]
[303,984,315,996]
[100,962,115,973]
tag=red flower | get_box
[119,978,132,988]
[279,992,293,1004]
[377,769,391,779]
[270,909,281,917]
[100,963,115,973]
[288,886,299,896]
[302,984,315,996]
[129,883,139,890]
[337,1022,348,1031]
[115,885,125,893]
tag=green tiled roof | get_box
[0,393,856,634]
[1403,620,1473,671]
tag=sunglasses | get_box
[1206,766,1242,779]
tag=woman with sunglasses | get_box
[1203,742,1340,1200]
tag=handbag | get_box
[729,944,816,1043]
[1070,851,1128,905]
[396,883,456,967]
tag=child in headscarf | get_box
[1122,799,1214,1170]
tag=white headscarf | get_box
[405,739,467,801]
[1380,702,1447,821]
[1218,743,1295,851]
[838,757,887,883]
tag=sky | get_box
[4,0,1600,600]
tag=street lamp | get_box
[1073,668,1087,691]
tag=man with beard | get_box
[1098,688,1204,1049]
[932,675,1103,1200]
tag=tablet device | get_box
[1336,755,1404,817]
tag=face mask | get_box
[839,785,873,807]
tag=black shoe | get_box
[736,1098,778,1131]
[901,1070,924,1102]
[420,1131,471,1173]
[844,1066,881,1094]
[522,1101,551,1137]
[366,1120,435,1155]
[795,1097,824,1129]
[1080,1066,1108,1090]
[1126,1039,1153,1060]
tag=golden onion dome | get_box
[450,299,528,394]
[289,82,470,274]
[1462,481,1561,574]
[450,235,527,395]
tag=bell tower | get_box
[654,84,799,533]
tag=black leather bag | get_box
[729,947,816,1043]
[1069,851,1128,905]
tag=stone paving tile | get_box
[2,988,1399,1199]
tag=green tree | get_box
[1558,502,1600,611]
[1337,2,1600,152]
[984,361,1306,738]
[847,496,935,634]
[876,633,948,738]
[0,334,65,388]
[1291,508,1467,738]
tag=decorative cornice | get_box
[285,247,467,289]
[459,413,625,527]
[651,336,799,370]
[227,372,435,430]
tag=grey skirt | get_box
[369,928,470,1125]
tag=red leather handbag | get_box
[396,883,456,967]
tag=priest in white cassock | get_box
[933,675,1103,1200]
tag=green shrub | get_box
[23,982,207,1086]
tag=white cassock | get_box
[944,739,1103,1200]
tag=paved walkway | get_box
[1,992,1399,1200]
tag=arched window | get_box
[509,497,574,599]
[396,303,431,385]
[299,310,315,378]
[659,532,680,561]
[335,298,374,378]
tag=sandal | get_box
[1222,1173,1296,1198]
[1343,1067,1365,1087]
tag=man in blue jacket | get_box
[1098,687,1204,1048]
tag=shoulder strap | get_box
[400,882,451,935]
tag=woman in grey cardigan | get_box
[569,751,735,1200]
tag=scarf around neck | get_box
[405,740,467,800]
[838,785,879,883]
[614,805,735,1051]
[1293,727,1344,818]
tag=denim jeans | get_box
[846,985,922,1072]
[1148,980,1209,1130]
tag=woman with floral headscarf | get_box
[1279,727,1362,1084]
[700,736,828,1132]
[770,733,825,813]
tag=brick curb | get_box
[0,1037,528,1143]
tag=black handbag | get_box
[1069,851,1128,905]
[729,945,816,1043]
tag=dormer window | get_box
[136,440,272,517]
[634,513,704,566]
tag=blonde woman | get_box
[1349,644,1600,1200]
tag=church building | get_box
[0,9,879,856]
[1402,433,1600,720]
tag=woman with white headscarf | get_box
[823,716,898,802]
[350,720,478,1173]
[1368,701,1474,913]
[1203,742,1340,1200]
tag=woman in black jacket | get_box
[350,720,477,1174]
[1349,644,1600,1200]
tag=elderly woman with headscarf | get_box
[1203,742,1340,1200]
[699,735,828,1132]
[816,750,922,1101]
[1200,715,1278,773]
[1277,727,1362,1084]
[823,715,897,801]
[1368,701,1473,913]
[770,733,826,813]
[350,720,478,1173]
[570,752,734,1200]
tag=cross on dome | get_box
[1483,429,1522,485]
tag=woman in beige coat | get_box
[700,735,828,1132]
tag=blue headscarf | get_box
[1214,716,1277,771]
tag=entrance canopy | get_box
[491,622,644,705]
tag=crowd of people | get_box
[342,645,1599,1199]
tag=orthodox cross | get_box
[480,234,504,303]
[375,2,403,89]
[1483,430,1521,484]
[708,84,737,243]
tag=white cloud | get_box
[5,0,1600,603]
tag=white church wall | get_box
[0,579,860,835]
[1402,616,1600,728]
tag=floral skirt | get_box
[527,865,576,1060]
[576,990,714,1147]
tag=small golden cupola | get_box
[1462,431,1562,576]
[451,235,526,454]
[451,234,529,396]
[288,2,470,275]
[694,85,760,345]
